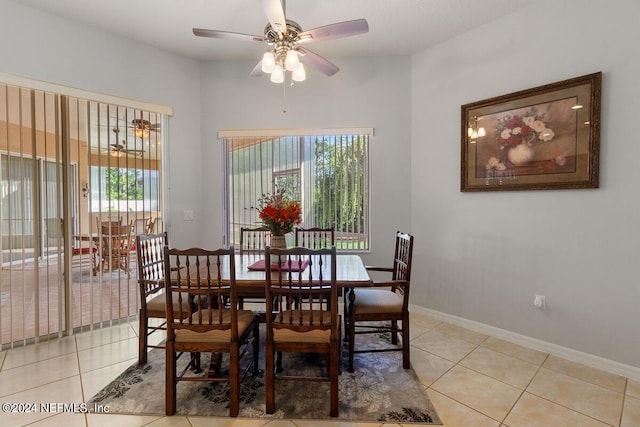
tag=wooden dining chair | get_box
[264,246,340,417]
[294,226,335,249]
[136,231,190,365]
[99,220,133,277]
[345,231,413,372]
[164,246,260,417]
[239,226,271,253]
[237,226,272,309]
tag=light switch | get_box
[183,209,194,221]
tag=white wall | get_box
[0,0,203,247]
[411,0,640,368]
[4,0,637,373]
[198,56,412,264]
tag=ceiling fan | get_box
[131,119,160,138]
[103,128,145,157]
[193,0,369,83]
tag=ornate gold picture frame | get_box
[461,72,601,192]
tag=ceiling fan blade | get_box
[262,0,286,34]
[249,60,267,77]
[298,19,369,43]
[297,47,339,76]
[193,28,264,42]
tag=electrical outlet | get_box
[534,294,545,310]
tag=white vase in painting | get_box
[507,144,535,166]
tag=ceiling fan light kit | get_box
[193,0,369,85]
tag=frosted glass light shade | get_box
[270,67,284,83]
[292,63,306,82]
[284,50,300,71]
[261,51,276,73]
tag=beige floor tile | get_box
[0,352,80,397]
[295,420,382,427]
[409,312,442,330]
[481,336,547,366]
[0,376,84,426]
[503,392,610,427]
[527,367,623,426]
[622,395,640,427]
[460,346,539,389]
[77,338,137,373]
[261,421,299,427]
[409,323,430,341]
[410,346,455,387]
[81,359,136,400]
[433,323,488,345]
[628,379,640,398]
[543,355,627,393]
[86,413,162,427]
[411,330,478,363]
[75,323,137,351]
[426,389,500,427]
[431,365,521,421]
[26,412,88,427]
[144,415,193,427]
[2,335,77,370]
[188,417,271,427]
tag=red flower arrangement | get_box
[257,189,302,236]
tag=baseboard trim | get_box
[410,305,640,382]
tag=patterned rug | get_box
[89,331,441,423]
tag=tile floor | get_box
[0,311,638,427]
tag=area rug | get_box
[89,331,441,424]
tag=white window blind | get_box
[221,128,372,251]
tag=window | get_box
[90,166,160,213]
[222,129,371,251]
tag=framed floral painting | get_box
[461,72,601,191]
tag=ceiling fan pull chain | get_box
[282,77,287,113]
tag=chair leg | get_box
[391,320,399,345]
[165,342,176,415]
[229,346,239,417]
[348,301,356,373]
[265,343,276,414]
[402,314,410,369]
[330,340,339,417]
[138,310,148,365]
[252,320,260,375]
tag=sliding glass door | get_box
[0,81,165,348]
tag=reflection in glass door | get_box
[0,82,165,348]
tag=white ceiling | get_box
[15,0,538,61]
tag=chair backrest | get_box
[265,246,338,337]
[390,231,414,309]
[136,232,169,302]
[294,227,335,249]
[164,247,240,341]
[100,221,132,256]
[146,217,157,234]
[239,226,271,254]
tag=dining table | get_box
[169,251,372,377]
[179,252,373,298]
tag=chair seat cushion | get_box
[146,292,190,317]
[175,309,256,343]
[273,310,332,343]
[352,288,403,314]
